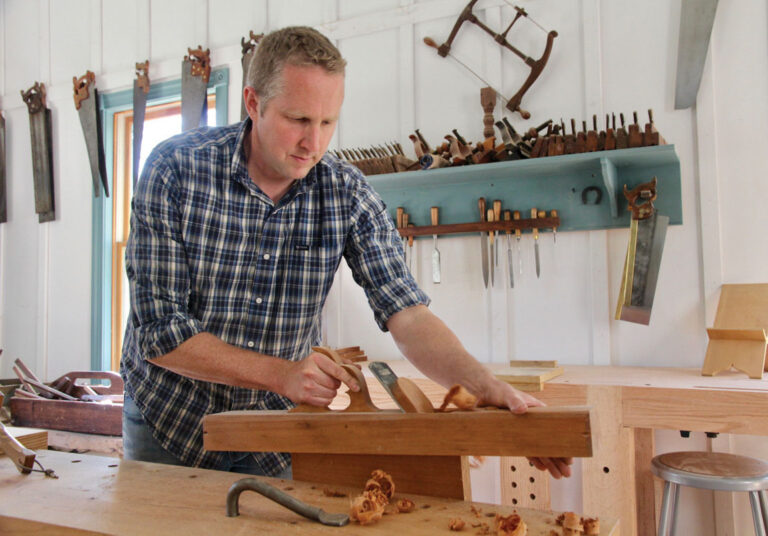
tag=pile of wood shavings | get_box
[349,469,416,525]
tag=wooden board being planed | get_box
[203,406,593,458]
[0,450,619,535]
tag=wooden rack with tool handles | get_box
[204,346,592,501]
[395,202,559,238]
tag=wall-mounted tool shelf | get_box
[366,144,681,236]
[397,217,560,238]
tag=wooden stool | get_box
[651,451,768,535]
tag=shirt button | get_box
[255,297,263,304]
[247,341,255,348]
[263,253,270,260]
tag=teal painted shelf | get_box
[366,145,682,236]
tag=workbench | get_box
[370,363,768,536]
[0,449,619,535]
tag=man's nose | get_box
[301,124,322,154]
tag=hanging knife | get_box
[487,208,496,286]
[513,210,522,275]
[551,209,558,244]
[504,209,514,288]
[431,206,441,284]
[397,207,407,266]
[403,212,413,272]
[493,200,502,270]
[478,198,489,288]
[532,208,541,278]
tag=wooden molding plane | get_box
[204,406,592,500]
[205,349,592,500]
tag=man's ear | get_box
[243,86,260,121]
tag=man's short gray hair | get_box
[246,26,346,112]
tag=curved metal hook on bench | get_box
[225,478,350,526]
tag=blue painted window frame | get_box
[91,67,230,371]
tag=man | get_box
[121,26,572,480]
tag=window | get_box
[93,69,229,371]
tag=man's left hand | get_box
[477,378,573,479]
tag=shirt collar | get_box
[229,117,324,198]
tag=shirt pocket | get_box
[286,234,344,308]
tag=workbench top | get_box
[0,450,619,535]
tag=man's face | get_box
[247,63,345,188]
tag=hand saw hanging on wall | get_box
[132,61,150,188]
[424,0,557,119]
[240,31,264,121]
[181,46,211,132]
[615,177,669,325]
[22,82,56,221]
[74,71,109,198]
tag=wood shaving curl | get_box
[349,491,385,525]
[322,488,346,497]
[396,498,415,513]
[439,384,478,411]
[583,517,600,535]
[555,511,599,535]
[496,513,527,536]
[449,517,466,531]
[369,469,395,499]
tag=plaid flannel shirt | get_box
[120,119,429,474]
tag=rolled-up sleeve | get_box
[126,152,203,359]
[343,178,430,331]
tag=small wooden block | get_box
[509,360,559,368]
[494,366,564,391]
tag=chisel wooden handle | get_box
[396,207,404,230]
[478,197,486,222]
[504,209,511,233]
[551,209,558,231]
[531,208,539,239]
[513,210,521,238]
[493,200,501,227]
[487,209,495,244]
[431,206,439,227]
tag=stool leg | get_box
[751,492,767,536]
[760,490,768,534]
[658,481,676,536]
[670,483,681,536]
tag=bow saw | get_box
[425,0,557,119]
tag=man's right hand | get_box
[281,351,360,407]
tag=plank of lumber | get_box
[0,449,620,535]
[1,427,48,451]
[203,406,593,458]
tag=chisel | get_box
[431,206,441,284]
[513,210,522,275]
[532,208,541,278]
[493,200,502,271]
[396,207,406,265]
[403,212,413,271]
[478,198,489,288]
[504,209,514,288]
[551,209,558,244]
[487,209,496,286]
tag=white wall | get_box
[1,1,767,533]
